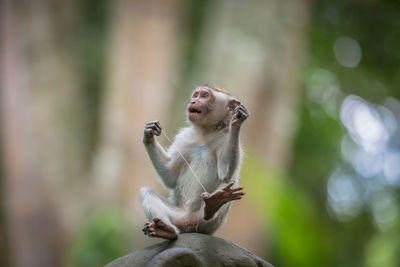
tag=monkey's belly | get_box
[174,145,220,212]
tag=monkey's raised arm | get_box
[217,104,249,182]
[217,128,241,182]
[143,121,179,188]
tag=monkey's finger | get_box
[228,196,242,201]
[234,104,244,111]
[236,104,249,113]
[146,122,161,132]
[237,106,249,117]
[144,129,155,136]
[149,122,162,132]
[236,108,248,120]
[154,218,167,228]
[237,105,248,114]
[146,125,161,135]
[145,122,159,130]
[239,103,248,109]
[223,197,242,204]
[238,109,248,119]
[153,124,163,135]
[239,104,249,113]
[230,187,244,192]
[234,104,246,114]
[145,128,160,136]
[223,191,244,199]
[148,120,160,125]
[226,182,235,189]
[145,123,159,130]
[241,108,250,117]
[155,121,162,131]
[224,182,234,190]
[234,109,242,118]
[236,110,249,121]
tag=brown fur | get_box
[197,85,232,96]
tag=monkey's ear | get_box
[228,99,241,110]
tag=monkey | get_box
[140,85,249,240]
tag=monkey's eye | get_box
[202,92,209,98]
[193,92,199,98]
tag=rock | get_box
[105,233,273,267]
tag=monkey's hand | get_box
[231,104,250,127]
[143,120,162,145]
[201,182,245,220]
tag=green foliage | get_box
[290,100,344,204]
[243,156,331,267]
[67,208,132,267]
[366,227,400,267]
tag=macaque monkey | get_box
[141,85,249,240]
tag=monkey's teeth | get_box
[189,108,201,113]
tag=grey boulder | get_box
[106,233,273,267]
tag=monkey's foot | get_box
[142,218,178,240]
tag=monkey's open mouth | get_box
[188,107,202,114]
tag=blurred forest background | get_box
[1,0,400,266]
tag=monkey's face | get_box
[187,87,230,127]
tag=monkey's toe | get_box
[153,218,165,227]
[148,228,177,240]
[153,218,177,235]
[142,222,152,235]
[144,218,178,240]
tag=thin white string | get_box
[161,130,208,193]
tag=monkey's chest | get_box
[190,145,218,181]
[193,145,215,164]
[176,145,219,210]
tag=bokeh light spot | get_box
[341,95,390,153]
[383,151,400,184]
[334,36,362,68]
[327,171,362,221]
[370,191,398,231]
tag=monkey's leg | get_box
[140,187,184,240]
[196,203,231,235]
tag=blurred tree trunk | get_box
[172,0,311,255]
[93,0,183,248]
[0,0,89,266]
